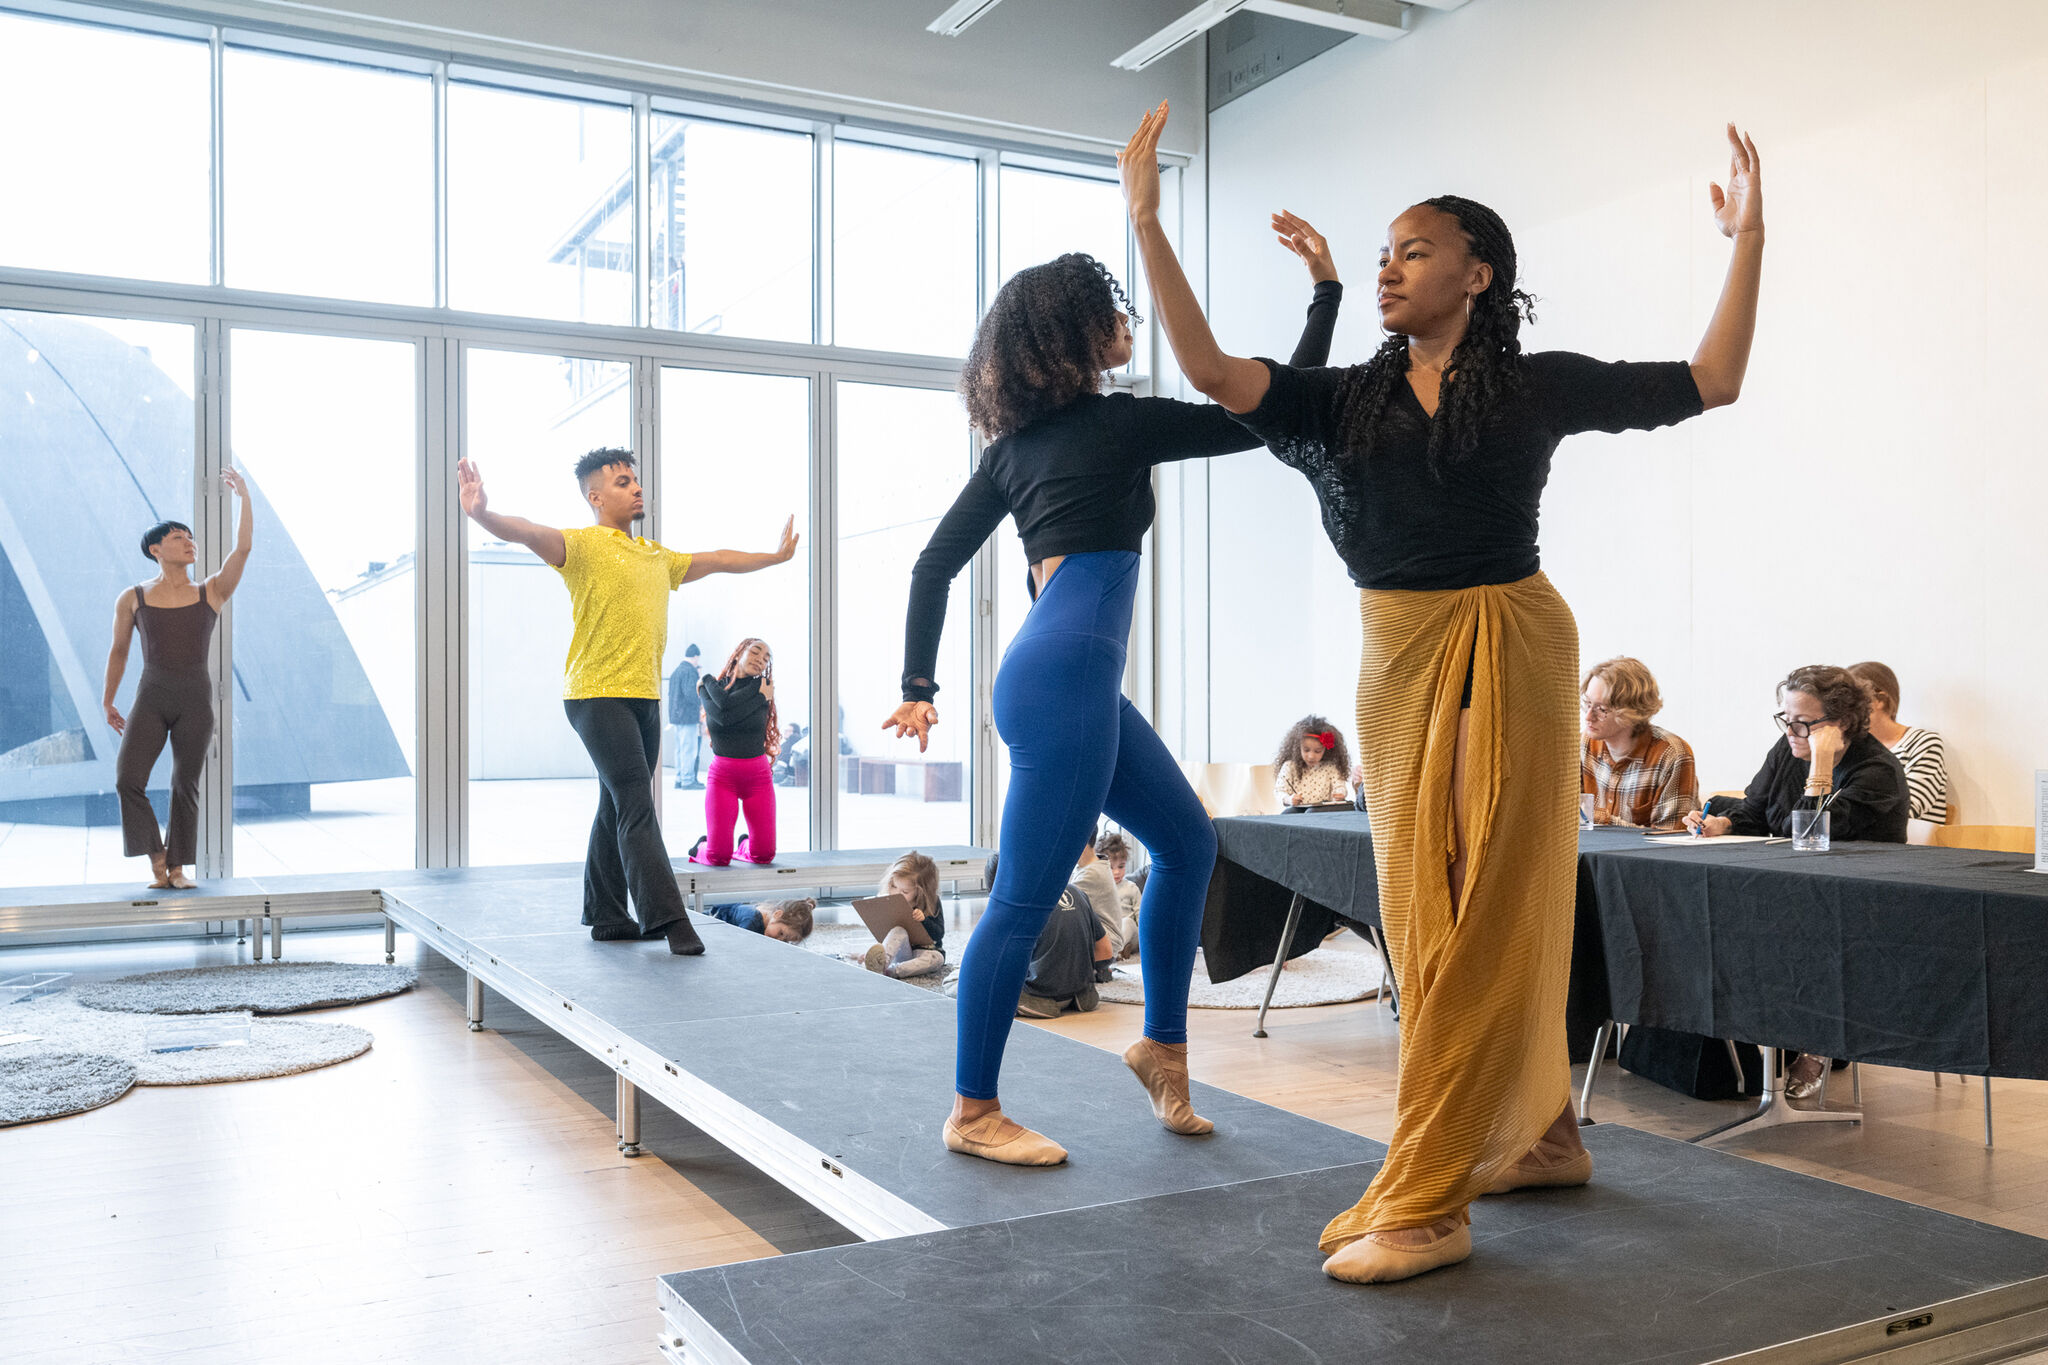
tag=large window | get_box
[448,83,634,325]
[0,13,211,286]
[225,330,417,876]
[833,142,979,357]
[465,348,633,867]
[657,369,813,858]
[835,382,973,849]
[223,46,433,305]
[997,166,1127,291]
[650,116,813,344]
[0,311,194,888]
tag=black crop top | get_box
[1233,351,1704,591]
[900,280,1344,701]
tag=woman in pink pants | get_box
[692,637,779,865]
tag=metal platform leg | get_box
[1578,1021,1613,1124]
[466,972,484,1032]
[1985,1078,1995,1148]
[384,917,396,965]
[237,918,249,945]
[617,1073,644,1157]
[269,915,282,960]
[1252,893,1306,1039]
[1692,1046,1861,1144]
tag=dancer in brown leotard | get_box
[102,469,255,890]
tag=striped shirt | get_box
[1581,726,1699,830]
[1890,726,1949,824]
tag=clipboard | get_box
[852,893,935,949]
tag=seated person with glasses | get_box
[1580,656,1699,830]
[1682,663,1909,1098]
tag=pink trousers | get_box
[699,754,776,865]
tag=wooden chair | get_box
[1925,824,2033,853]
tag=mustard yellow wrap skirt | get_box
[1321,571,1581,1251]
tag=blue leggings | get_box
[955,551,1217,1100]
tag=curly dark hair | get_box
[959,253,1140,440]
[1336,195,1538,477]
[573,447,634,491]
[1274,714,1351,779]
[1778,664,1873,742]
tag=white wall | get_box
[207,0,1209,154]
[1196,0,2048,825]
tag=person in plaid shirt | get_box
[1580,656,1699,831]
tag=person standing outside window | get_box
[669,643,704,790]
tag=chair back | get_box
[1925,824,2033,854]
[1179,762,1281,818]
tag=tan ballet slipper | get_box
[1322,1212,1472,1284]
[943,1110,1067,1166]
[1483,1136,1594,1195]
[1123,1038,1214,1136]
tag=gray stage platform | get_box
[660,1125,2048,1365]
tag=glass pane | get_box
[226,331,417,875]
[997,166,1126,289]
[836,382,972,848]
[223,47,432,305]
[0,14,210,284]
[650,116,813,343]
[0,311,193,888]
[658,369,812,860]
[465,349,632,867]
[833,142,977,356]
[448,84,633,326]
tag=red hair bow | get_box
[1312,730,1337,749]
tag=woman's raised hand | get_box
[1272,210,1338,284]
[220,467,247,499]
[1118,101,1168,224]
[883,701,939,754]
[1708,123,1763,239]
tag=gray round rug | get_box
[1095,947,1384,1010]
[798,923,950,994]
[3,996,371,1085]
[0,1050,137,1125]
[77,961,417,1016]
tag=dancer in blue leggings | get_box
[884,220,1344,1166]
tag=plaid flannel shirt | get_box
[1582,726,1699,830]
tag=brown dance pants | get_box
[116,668,214,866]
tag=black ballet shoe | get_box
[665,920,706,956]
[590,921,641,942]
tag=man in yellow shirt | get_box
[457,448,798,955]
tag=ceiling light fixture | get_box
[1112,0,1409,72]
[927,0,1010,36]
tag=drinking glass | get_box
[1791,808,1830,852]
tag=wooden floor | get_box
[5,924,2048,1363]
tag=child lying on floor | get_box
[705,898,816,943]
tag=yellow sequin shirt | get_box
[554,525,693,700]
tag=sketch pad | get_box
[852,894,935,948]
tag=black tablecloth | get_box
[1207,814,2048,1078]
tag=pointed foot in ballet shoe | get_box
[590,921,642,942]
[1484,1143,1593,1196]
[1123,1038,1215,1136]
[1322,1218,1472,1284]
[665,921,707,956]
[944,1112,1067,1166]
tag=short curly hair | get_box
[959,253,1138,440]
[1581,656,1663,733]
[1778,664,1873,741]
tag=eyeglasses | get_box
[1580,700,1614,719]
[1772,713,1828,738]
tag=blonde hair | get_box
[1580,656,1663,732]
[881,852,940,919]
[761,897,815,942]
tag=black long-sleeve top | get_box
[1230,351,1704,590]
[1713,733,1909,843]
[698,673,772,760]
[900,281,1344,701]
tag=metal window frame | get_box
[0,0,1198,908]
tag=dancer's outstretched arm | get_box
[205,468,256,607]
[457,457,567,567]
[1691,124,1765,409]
[679,516,800,582]
[1120,101,1271,415]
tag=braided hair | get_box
[960,253,1140,440]
[1337,195,1539,476]
[716,638,780,757]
